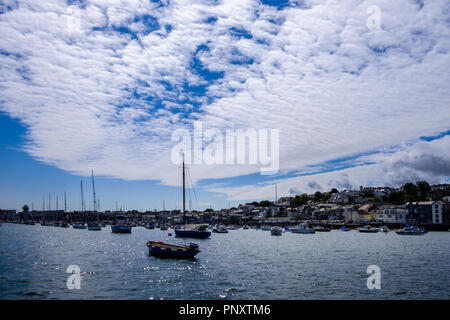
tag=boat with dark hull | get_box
[175,224,211,239]
[111,214,132,233]
[396,226,427,235]
[146,241,200,259]
[173,155,211,240]
[88,222,101,231]
[359,225,379,233]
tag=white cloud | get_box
[0,0,449,197]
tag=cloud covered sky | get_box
[0,0,449,205]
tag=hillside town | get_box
[1,182,450,231]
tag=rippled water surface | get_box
[0,223,449,299]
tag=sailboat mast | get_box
[91,170,97,212]
[182,153,186,224]
[80,180,85,212]
[43,195,45,222]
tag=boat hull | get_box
[396,231,425,235]
[148,247,199,259]
[174,229,211,239]
[111,225,132,233]
[291,229,315,234]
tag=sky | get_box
[0,0,449,211]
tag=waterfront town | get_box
[1,181,449,231]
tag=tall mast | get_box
[56,196,59,211]
[80,180,85,212]
[64,191,67,212]
[43,195,45,222]
[274,183,278,204]
[182,153,186,224]
[91,170,97,212]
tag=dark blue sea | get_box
[0,223,449,299]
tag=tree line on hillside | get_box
[250,181,432,208]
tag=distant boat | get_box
[359,225,379,233]
[61,222,69,228]
[396,226,427,235]
[340,226,351,232]
[73,222,87,229]
[314,225,331,232]
[379,226,389,233]
[271,226,283,236]
[111,214,132,233]
[243,225,249,230]
[147,241,200,259]
[212,225,228,233]
[88,222,101,231]
[145,222,155,229]
[174,155,211,240]
[175,224,211,239]
[291,224,315,234]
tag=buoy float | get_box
[168,232,172,236]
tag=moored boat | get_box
[396,226,427,235]
[88,222,101,231]
[72,222,87,229]
[145,222,155,229]
[175,224,211,239]
[212,225,229,233]
[314,225,331,232]
[291,224,315,234]
[146,241,200,259]
[111,214,132,233]
[359,225,379,233]
[173,155,211,240]
[270,226,283,236]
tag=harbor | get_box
[0,222,449,300]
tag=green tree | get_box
[403,182,419,202]
[322,192,331,202]
[293,193,309,207]
[259,200,272,207]
[330,188,339,194]
[313,191,323,202]
[388,191,405,204]
[416,180,431,200]
[22,205,29,213]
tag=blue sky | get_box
[0,0,449,211]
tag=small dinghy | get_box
[146,241,200,259]
[212,225,228,233]
[359,225,379,233]
[270,226,283,236]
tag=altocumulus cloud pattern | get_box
[0,0,449,200]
